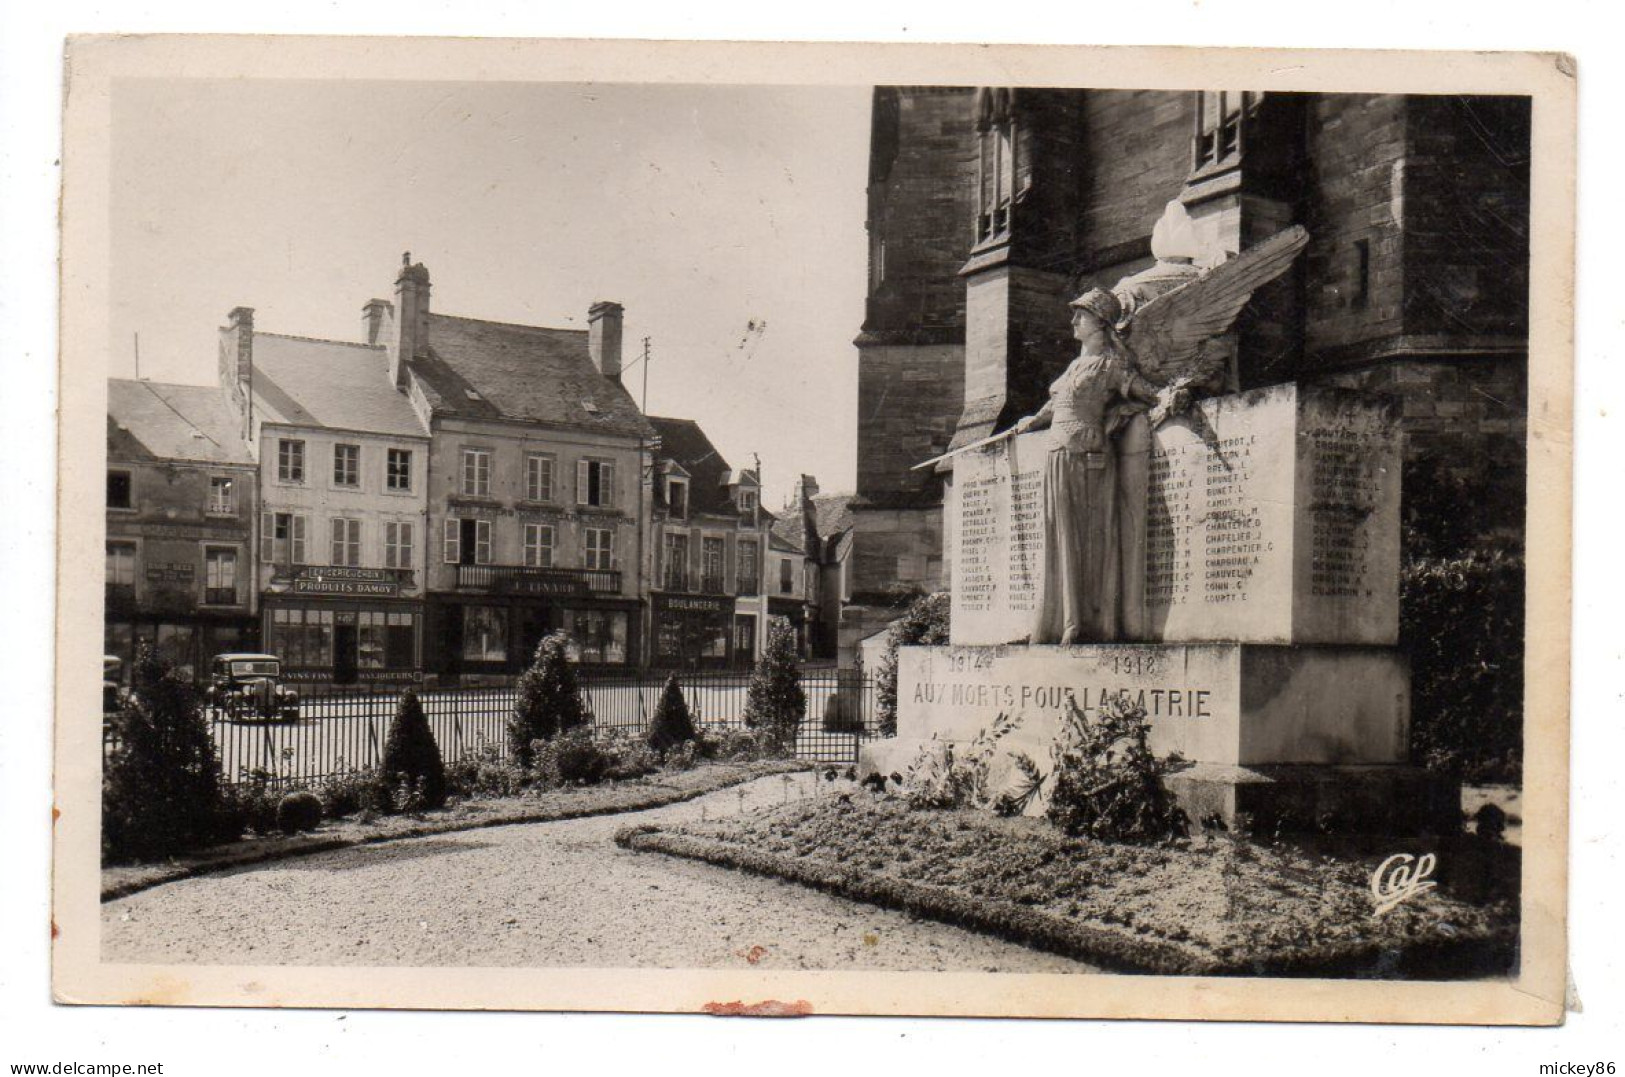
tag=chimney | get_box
[222,306,254,391]
[392,252,431,389]
[800,474,821,560]
[362,298,393,346]
[588,301,624,381]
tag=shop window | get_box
[462,606,508,663]
[331,444,358,488]
[107,469,133,510]
[203,547,238,605]
[461,448,492,497]
[386,448,413,492]
[701,536,726,593]
[330,518,362,567]
[584,527,615,572]
[262,512,308,566]
[208,476,235,516]
[524,523,556,568]
[356,611,390,670]
[662,532,689,590]
[561,608,627,664]
[577,458,616,508]
[155,624,197,681]
[269,607,333,669]
[737,538,760,595]
[525,454,556,502]
[277,439,305,484]
[384,521,414,570]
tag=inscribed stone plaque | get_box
[947,384,1400,646]
[896,643,1410,768]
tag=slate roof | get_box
[769,491,856,564]
[769,514,806,554]
[248,333,428,439]
[812,493,857,562]
[107,379,254,465]
[409,313,654,439]
[648,416,741,517]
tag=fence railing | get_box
[103,669,878,789]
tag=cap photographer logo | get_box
[1369,852,1437,916]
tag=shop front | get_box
[261,567,423,685]
[650,591,739,671]
[103,608,258,686]
[427,575,639,681]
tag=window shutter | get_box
[260,512,274,562]
[291,515,307,564]
[443,517,459,564]
[577,459,590,506]
[475,519,491,565]
[603,463,616,508]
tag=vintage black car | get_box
[103,655,126,716]
[205,653,301,722]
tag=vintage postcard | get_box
[53,36,1574,1023]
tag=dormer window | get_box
[668,476,689,520]
[738,489,757,515]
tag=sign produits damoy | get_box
[287,566,406,597]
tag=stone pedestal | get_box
[872,383,1456,836]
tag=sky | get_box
[109,79,872,508]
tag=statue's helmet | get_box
[1068,287,1122,328]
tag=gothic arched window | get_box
[974,87,1016,243]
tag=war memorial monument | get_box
[863,203,1458,834]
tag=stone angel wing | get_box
[1124,225,1310,382]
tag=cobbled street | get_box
[101,774,1097,973]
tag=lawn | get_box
[620,790,1519,977]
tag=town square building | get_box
[105,379,259,680]
[646,416,773,670]
[218,306,431,685]
[372,264,655,679]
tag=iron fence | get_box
[103,668,879,789]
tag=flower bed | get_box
[101,760,805,902]
[617,792,1518,977]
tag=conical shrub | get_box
[102,642,233,861]
[647,673,697,755]
[377,690,447,812]
[509,632,589,767]
[744,620,805,756]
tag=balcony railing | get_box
[455,564,621,596]
[736,577,760,597]
[701,575,726,595]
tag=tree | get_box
[875,592,951,736]
[103,642,233,860]
[509,632,589,767]
[647,673,698,755]
[744,619,805,756]
[377,690,448,812]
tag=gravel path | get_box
[102,774,1096,973]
